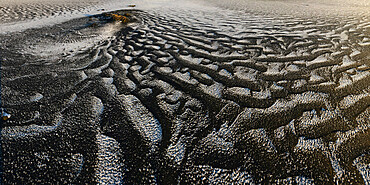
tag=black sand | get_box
[0,1,369,184]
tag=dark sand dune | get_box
[0,0,369,184]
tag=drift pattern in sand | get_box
[0,1,369,184]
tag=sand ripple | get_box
[1,1,369,184]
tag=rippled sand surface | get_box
[1,0,369,184]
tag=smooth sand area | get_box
[0,0,131,25]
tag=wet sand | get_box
[0,0,369,184]
[0,0,120,24]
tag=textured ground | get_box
[0,0,125,24]
[0,0,369,184]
